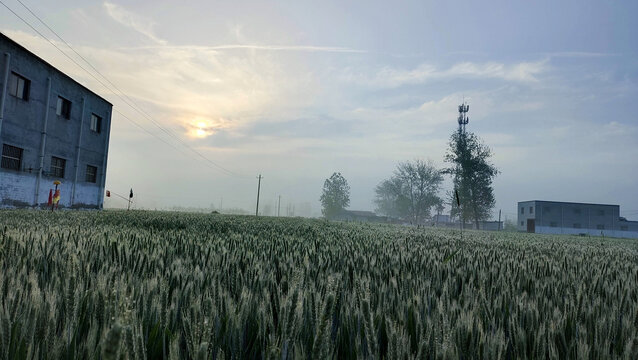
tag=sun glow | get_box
[188,118,216,139]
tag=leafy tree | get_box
[444,130,498,229]
[320,172,350,219]
[374,160,443,224]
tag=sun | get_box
[190,120,212,138]
[195,128,207,137]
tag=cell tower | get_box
[458,102,469,133]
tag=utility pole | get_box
[277,195,281,217]
[128,188,133,211]
[498,209,502,231]
[255,174,262,216]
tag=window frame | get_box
[1,144,24,170]
[85,165,97,183]
[90,114,102,134]
[8,72,30,101]
[56,96,72,119]
[50,156,66,178]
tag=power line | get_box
[1,0,250,178]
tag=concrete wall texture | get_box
[518,200,638,239]
[0,33,112,209]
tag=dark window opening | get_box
[90,114,102,133]
[1,144,23,170]
[85,165,97,183]
[529,206,534,214]
[50,156,66,178]
[521,207,524,214]
[56,96,72,119]
[8,72,30,100]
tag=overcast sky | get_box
[2,0,637,219]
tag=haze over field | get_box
[1,0,637,219]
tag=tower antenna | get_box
[457,100,469,133]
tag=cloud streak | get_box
[103,1,166,44]
[128,44,367,53]
[347,60,548,88]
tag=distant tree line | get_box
[320,123,499,228]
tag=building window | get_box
[85,165,97,183]
[550,222,558,227]
[597,209,605,216]
[8,72,30,100]
[573,208,581,215]
[620,226,628,231]
[56,96,72,119]
[1,144,23,170]
[573,223,581,229]
[529,207,534,214]
[90,114,102,133]
[521,221,524,226]
[50,156,66,178]
[521,207,524,214]
[596,224,605,230]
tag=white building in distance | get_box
[518,200,638,239]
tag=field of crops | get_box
[0,210,637,359]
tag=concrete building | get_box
[518,200,638,239]
[0,33,112,208]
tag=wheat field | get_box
[0,209,637,359]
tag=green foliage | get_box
[374,160,443,223]
[320,172,350,219]
[445,130,499,228]
[0,209,637,359]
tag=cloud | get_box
[349,60,548,88]
[546,51,618,58]
[103,1,166,44]
[129,44,366,53]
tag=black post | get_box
[255,175,262,216]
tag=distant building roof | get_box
[518,200,619,207]
[342,210,377,217]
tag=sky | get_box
[1,0,637,219]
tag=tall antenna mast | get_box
[457,101,469,133]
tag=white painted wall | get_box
[0,171,101,208]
